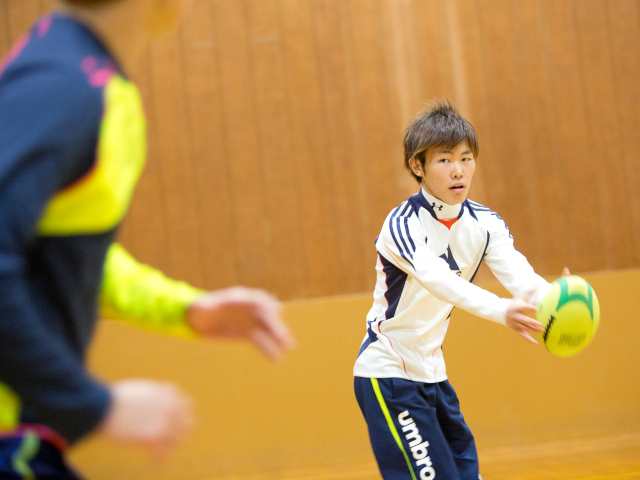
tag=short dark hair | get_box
[403,100,479,183]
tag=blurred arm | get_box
[99,243,204,337]
[100,245,295,358]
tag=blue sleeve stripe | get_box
[489,212,513,239]
[399,202,412,217]
[398,202,416,255]
[470,205,490,212]
[395,217,412,259]
[395,204,414,260]
[467,201,513,239]
[469,231,491,284]
[388,203,415,269]
[404,215,416,252]
[463,201,482,221]
[379,253,409,320]
[467,200,490,211]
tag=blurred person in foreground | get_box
[0,0,295,477]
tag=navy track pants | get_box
[355,376,480,480]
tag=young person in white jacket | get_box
[354,101,565,480]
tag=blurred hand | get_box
[99,380,193,460]
[187,286,295,360]
[506,290,543,344]
[562,267,571,276]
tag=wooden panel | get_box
[608,0,640,265]
[279,0,343,297]
[5,1,40,43]
[145,34,206,287]
[209,0,273,290]
[2,0,640,299]
[540,0,605,273]
[39,0,56,12]
[379,0,423,142]
[176,0,239,289]
[574,0,634,270]
[245,0,307,297]
[0,2,11,55]
[340,0,400,245]
[412,0,456,101]
[508,0,568,271]
[476,1,539,259]
[311,0,373,293]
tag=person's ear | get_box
[409,158,423,178]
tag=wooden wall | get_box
[2,0,640,300]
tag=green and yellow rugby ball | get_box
[537,275,600,357]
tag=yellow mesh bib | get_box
[37,75,146,235]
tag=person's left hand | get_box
[186,286,295,360]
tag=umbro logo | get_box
[431,202,443,211]
[398,411,436,479]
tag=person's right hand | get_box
[187,286,295,360]
[506,290,543,344]
[99,379,193,460]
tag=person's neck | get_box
[56,2,148,74]
[420,188,462,220]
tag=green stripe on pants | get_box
[12,430,39,480]
[371,378,417,480]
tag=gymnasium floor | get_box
[201,432,640,480]
[479,433,640,480]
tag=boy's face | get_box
[409,142,476,205]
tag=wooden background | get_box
[2,0,640,300]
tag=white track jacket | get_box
[353,188,551,383]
